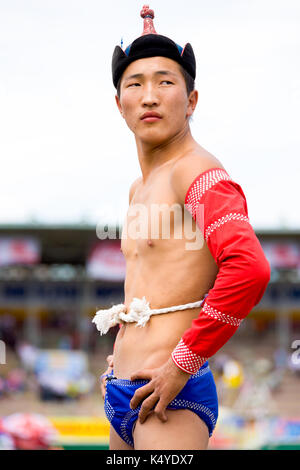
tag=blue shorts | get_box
[103,362,218,448]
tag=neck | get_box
[135,124,197,182]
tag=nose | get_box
[141,83,159,107]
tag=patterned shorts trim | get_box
[103,361,218,448]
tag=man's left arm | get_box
[171,167,271,374]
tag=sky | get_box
[0,0,299,230]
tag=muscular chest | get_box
[121,174,183,258]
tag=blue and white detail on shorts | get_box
[103,361,218,448]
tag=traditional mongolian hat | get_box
[112,5,196,88]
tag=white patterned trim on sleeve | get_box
[172,339,207,375]
[185,168,231,219]
[202,303,243,327]
[205,212,250,241]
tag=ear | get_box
[115,94,124,117]
[186,89,198,118]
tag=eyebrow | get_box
[123,70,177,83]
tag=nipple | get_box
[147,239,153,247]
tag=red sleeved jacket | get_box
[171,167,271,374]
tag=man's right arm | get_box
[100,354,114,400]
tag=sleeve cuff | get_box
[171,339,207,375]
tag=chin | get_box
[137,127,175,146]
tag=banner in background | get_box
[0,237,40,266]
[262,241,300,269]
[86,240,126,281]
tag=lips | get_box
[141,112,162,121]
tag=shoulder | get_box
[169,149,227,205]
[129,176,143,204]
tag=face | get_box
[115,56,197,146]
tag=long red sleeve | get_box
[171,168,271,374]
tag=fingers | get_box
[100,381,106,400]
[99,373,108,399]
[154,400,168,423]
[138,394,159,424]
[99,357,114,400]
[106,355,113,367]
[130,382,153,410]
[136,396,168,424]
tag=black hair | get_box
[180,66,195,96]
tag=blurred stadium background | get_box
[0,223,299,449]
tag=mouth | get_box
[141,112,162,123]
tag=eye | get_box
[160,80,173,85]
[128,82,141,88]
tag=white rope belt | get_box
[92,294,208,335]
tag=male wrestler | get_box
[93,5,270,450]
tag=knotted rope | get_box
[92,295,207,335]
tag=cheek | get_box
[121,95,140,126]
[120,90,138,112]
[166,94,188,122]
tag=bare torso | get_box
[113,149,222,378]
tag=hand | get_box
[129,357,190,424]
[100,354,113,400]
